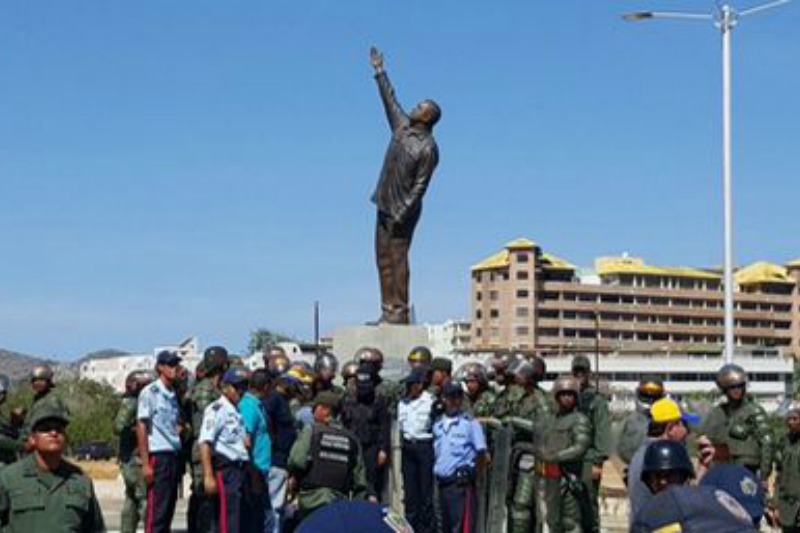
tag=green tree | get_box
[247,328,296,355]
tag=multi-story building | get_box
[471,238,800,358]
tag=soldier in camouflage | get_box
[187,346,229,533]
[507,356,552,533]
[617,376,665,466]
[114,369,155,533]
[570,355,609,533]
[455,363,495,418]
[0,375,24,468]
[538,376,592,533]
[772,402,800,532]
[700,364,773,482]
[22,364,69,444]
[491,354,525,420]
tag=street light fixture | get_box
[623,0,791,364]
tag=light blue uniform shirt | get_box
[238,392,272,472]
[137,378,181,453]
[433,411,487,478]
[398,391,434,441]
[200,395,249,462]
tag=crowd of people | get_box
[0,346,799,533]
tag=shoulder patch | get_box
[714,489,751,523]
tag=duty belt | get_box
[535,461,562,479]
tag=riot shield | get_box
[485,424,514,533]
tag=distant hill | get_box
[0,348,57,383]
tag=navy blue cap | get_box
[631,485,758,533]
[700,465,765,523]
[403,367,426,385]
[221,367,249,386]
[442,381,464,397]
[156,350,182,366]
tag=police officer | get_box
[137,349,184,533]
[456,363,495,418]
[189,346,230,533]
[617,375,665,465]
[771,402,800,532]
[313,352,343,399]
[341,363,391,501]
[700,364,773,482]
[200,366,251,533]
[0,402,105,533]
[433,382,488,533]
[341,361,360,399]
[0,374,24,467]
[114,369,155,533]
[507,356,552,533]
[398,367,436,533]
[571,355,610,533]
[538,376,592,533]
[287,390,370,519]
[639,440,695,497]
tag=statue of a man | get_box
[369,46,441,325]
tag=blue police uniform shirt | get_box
[398,391,435,441]
[239,392,272,472]
[433,410,487,478]
[200,395,249,462]
[137,378,181,453]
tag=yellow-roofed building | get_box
[470,239,800,358]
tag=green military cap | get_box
[314,390,341,410]
[571,354,591,371]
[29,402,69,429]
[429,357,452,373]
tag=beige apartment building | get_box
[471,238,800,358]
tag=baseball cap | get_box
[442,381,464,398]
[700,465,765,524]
[650,398,701,425]
[221,367,249,387]
[631,485,758,533]
[156,350,182,366]
[29,403,70,429]
[314,390,341,410]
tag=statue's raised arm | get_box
[370,46,408,132]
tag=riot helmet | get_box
[341,361,359,381]
[641,440,695,494]
[203,345,230,376]
[30,364,54,383]
[355,347,384,372]
[125,369,155,396]
[716,364,747,392]
[408,346,432,369]
[637,375,665,404]
[266,351,291,378]
[552,375,581,396]
[314,352,339,382]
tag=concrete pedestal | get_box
[332,324,429,380]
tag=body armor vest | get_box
[301,423,358,494]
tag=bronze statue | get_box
[369,46,440,325]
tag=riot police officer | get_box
[357,346,402,409]
[313,352,343,398]
[639,440,695,497]
[341,361,360,398]
[507,356,552,533]
[22,364,68,440]
[114,369,155,533]
[188,345,230,533]
[287,390,370,519]
[0,375,23,467]
[571,355,610,533]
[617,375,665,465]
[408,345,433,370]
[772,402,800,532]
[456,363,495,418]
[341,363,391,501]
[700,364,773,482]
[492,354,525,419]
[538,376,592,533]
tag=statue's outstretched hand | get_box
[370,46,384,72]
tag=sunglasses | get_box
[33,420,67,435]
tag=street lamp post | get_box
[623,0,790,364]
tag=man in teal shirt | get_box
[239,369,273,533]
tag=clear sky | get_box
[1,1,798,359]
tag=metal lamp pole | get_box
[623,0,790,364]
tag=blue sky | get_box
[1,1,798,359]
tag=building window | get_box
[489,291,499,301]
[515,326,530,336]
[490,309,500,319]
[476,291,482,302]
[475,328,482,337]
[516,307,530,318]
[516,290,529,299]
[516,253,529,263]
[516,271,529,280]
[490,328,500,338]
[475,310,482,319]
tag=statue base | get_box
[331,324,429,380]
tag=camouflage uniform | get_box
[701,395,773,481]
[188,377,220,533]
[492,384,525,420]
[577,385,610,533]
[775,418,800,532]
[617,406,649,466]
[114,394,146,533]
[0,405,22,467]
[463,389,496,418]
